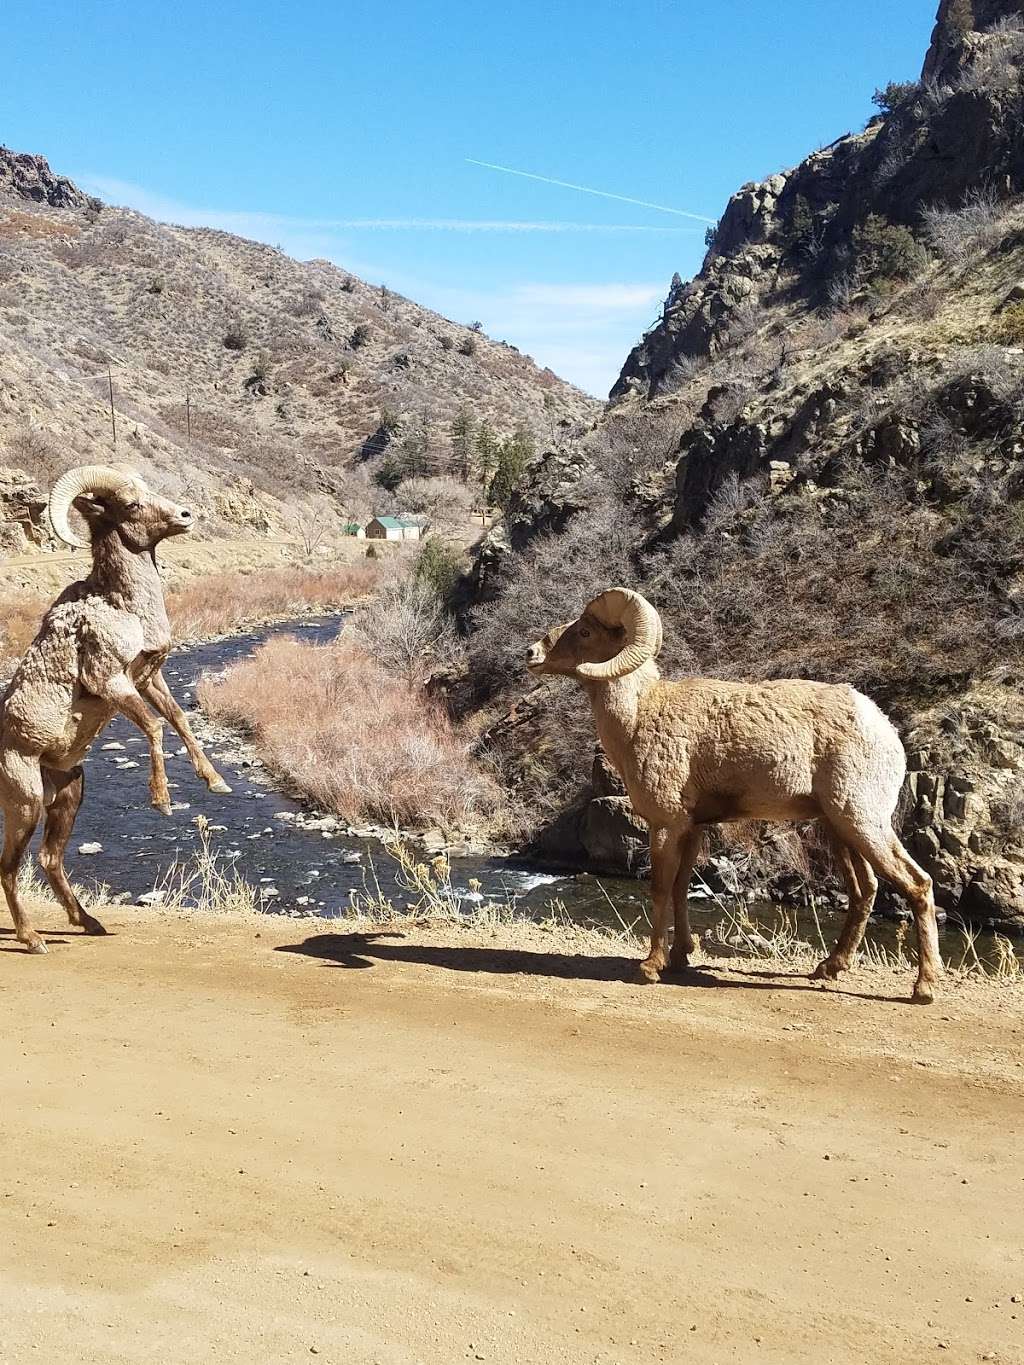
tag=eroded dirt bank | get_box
[0,910,1022,1364]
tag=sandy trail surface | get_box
[0,910,1022,1365]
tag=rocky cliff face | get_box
[612,0,1024,402]
[460,0,1024,930]
[0,147,89,209]
[923,0,1024,83]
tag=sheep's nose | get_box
[526,644,544,667]
[178,507,193,524]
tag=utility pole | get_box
[107,363,117,451]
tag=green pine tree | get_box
[475,421,500,497]
[374,451,403,492]
[489,429,534,511]
[451,406,477,482]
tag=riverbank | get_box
[0,904,1021,1365]
[0,537,386,669]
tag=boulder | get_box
[580,797,649,874]
[959,857,1024,926]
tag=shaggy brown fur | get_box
[0,467,230,953]
[528,588,941,1004]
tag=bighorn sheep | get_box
[0,465,231,952]
[526,588,942,1004]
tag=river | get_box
[43,615,1015,962]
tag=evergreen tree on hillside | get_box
[489,429,534,510]
[374,450,403,492]
[451,406,477,482]
[475,421,501,499]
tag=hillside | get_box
[0,147,597,541]
[457,0,1024,929]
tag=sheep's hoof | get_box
[153,799,173,816]
[810,957,840,982]
[81,914,108,937]
[208,778,232,795]
[911,981,935,1006]
[635,959,664,985]
[668,935,700,972]
[23,937,48,955]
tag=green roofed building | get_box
[366,515,424,541]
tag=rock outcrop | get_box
[0,147,91,210]
[612,1,1024,401]
[923,0,1024,84]
[0,466,48,552]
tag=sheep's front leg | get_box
[96,674,173,815]
[142,670,232,794]
[668,827,703,972]
[637,825,684,984]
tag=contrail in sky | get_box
[326,218,700,233]
[466,159,716,223]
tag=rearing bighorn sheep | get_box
[527,588,941,1004]
[0,465,231,953]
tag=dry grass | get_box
[0,207,77,241]
[0,588,49,665]
[166,562,380,641]
[695,868,1023,983]
[0,562,381,672]
[197,634,501,832]
[151,816,260,915]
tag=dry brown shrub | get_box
[167,563,380,641]
[198,635,500,830]
[2,426,72,486]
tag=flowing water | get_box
[40,616,1017,961]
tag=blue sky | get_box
[2,0,938,395]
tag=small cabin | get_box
[366,515,423,541]
[344,521,366,538]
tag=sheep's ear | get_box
[73,493,106,514]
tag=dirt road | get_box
[0,910,1021,1364]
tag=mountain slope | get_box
[459,0,1024,929]
[0,146,597,535]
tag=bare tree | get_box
[291,495,335,558]
[350,576,459,686]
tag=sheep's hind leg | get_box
[39,767,106,936]
[637,825,685,984]
[668,827,703,972]
[838,823,942,1005]
[0,756,46,953]
[142,671,232,795]
[811,830,877,983]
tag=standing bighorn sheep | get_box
[527,587,941,1004]
[0,465,231,952]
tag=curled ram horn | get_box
[577,587,663,681]
[47,465,146,548]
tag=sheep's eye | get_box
[127,501,142,512]
[579,628,591,639]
